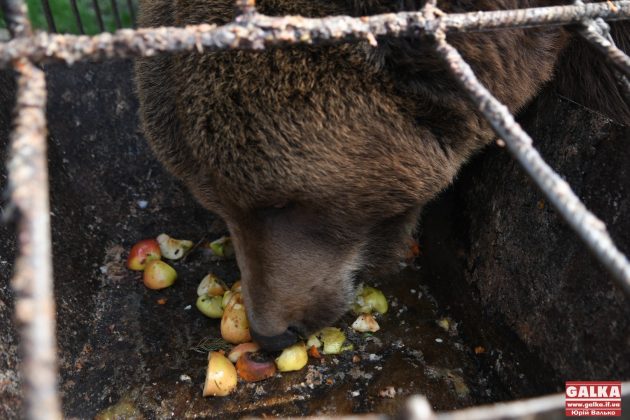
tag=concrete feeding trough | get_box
[0,1,629,418]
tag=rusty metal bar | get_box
[1,0,62,418]
[8,58,62,420]
[125,0,135,28]
[69,0,85,34]
[436,381,630,419]
[40,0,56,33]
[433,29,630,296]
[0,1,629,67]
[110,0,121,29]
[92,0,104,32]
[579,19,630,75]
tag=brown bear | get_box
[134,0,626,350]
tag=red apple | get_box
[127,239,161,271]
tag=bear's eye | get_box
[255,200,295,217]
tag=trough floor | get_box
[0,61,550,419]
[70,244,498,419]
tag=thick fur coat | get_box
[135,0,628,348]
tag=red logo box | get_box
[566,381,622,417]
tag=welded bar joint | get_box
[577,19,630,95]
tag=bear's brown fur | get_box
[134,0,621,347]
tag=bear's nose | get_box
[250,327,298,351]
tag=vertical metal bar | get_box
[91,0,104,32]
[433,29,630,296]
[1,0,32,37]
[40,0,56,33]
[110,0,122,29]
[9,58,62,420]
[69,0,84,34]
[1,1,62,418]
[125,0,135,27]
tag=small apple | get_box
[126,239,161,271]
[203,352,237,397]
[275,342,308,372]
[143,260,177,290]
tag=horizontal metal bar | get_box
[0,1,629,67]
[433,29,630,297]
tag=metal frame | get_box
[1,0,629,418]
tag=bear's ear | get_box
[551,21,630,127]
